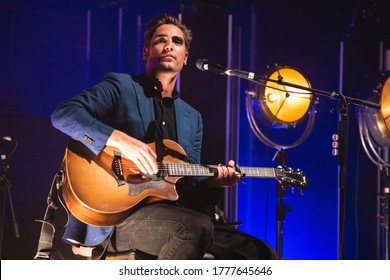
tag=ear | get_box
[142,47,149,62]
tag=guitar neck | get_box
[162,163,277,179]
[236,166,276,179]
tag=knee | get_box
[185,214,214,247]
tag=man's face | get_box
[143,24,188,74]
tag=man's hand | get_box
[106,130,158,175]
[207,160,241,187]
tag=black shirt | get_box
[153,95,177,142]
[137,73,178,143]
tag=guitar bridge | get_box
[112,150,126,186]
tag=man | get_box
[51,13,240,260]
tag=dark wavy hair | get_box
[144,14,192,51]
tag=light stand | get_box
[336,96,349,260]
[274,148,291,259]
[380,166,389,260]
[0,138,19,258]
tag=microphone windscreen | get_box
[196,59,207,70]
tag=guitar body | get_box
[61,139,187,226]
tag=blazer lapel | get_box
[175,99,191,154]
[132,82,154,134]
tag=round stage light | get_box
[246,66,316,149]
[259,67,313,127]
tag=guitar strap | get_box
[34,171,64,260]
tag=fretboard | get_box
[159,163,276,179]
[162,163,217,177]
[238,166,276,178]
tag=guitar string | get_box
[119,162,277,176]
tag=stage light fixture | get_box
[260,67,313,127]
[358,73,390,166]
[246,66,316,149]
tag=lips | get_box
[161,54,175,60]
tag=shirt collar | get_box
[138,72,179,100]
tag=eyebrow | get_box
[154,33,167,38]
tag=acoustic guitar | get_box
[61,139,308,226]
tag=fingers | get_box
[139,147,158,174]
[216,163,241,186]
[227,160,235,168]
[131,144,158,175]
[107,130,158,175]
[217,164,226,179]
[217,165,234,178]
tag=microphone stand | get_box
[225,68,380,259]
[274,148,291,259]
[0,139,19,258]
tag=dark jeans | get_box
[107,202,214,260]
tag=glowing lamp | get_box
[259,67,313,127]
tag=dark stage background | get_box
[1,0,389,260]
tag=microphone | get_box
[1,136,12,142]
[196,59,228,74]
[196,59,256,80]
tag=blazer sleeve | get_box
[51,73,131,155]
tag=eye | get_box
[154,37,166,45]
[173,37,184,45]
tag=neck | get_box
[147,70,177,98]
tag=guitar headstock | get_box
[274,166,308,191]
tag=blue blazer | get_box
[51,72,204,246]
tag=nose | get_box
[164,42,173,51]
